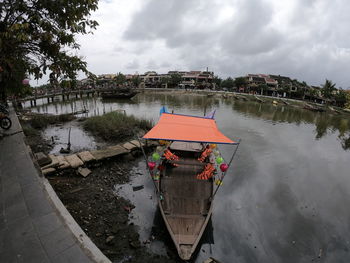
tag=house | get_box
[139,71,166,88]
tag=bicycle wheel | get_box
[0,117,12,130]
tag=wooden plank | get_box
[174,234,197,245]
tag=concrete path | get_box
[0,107,106,262]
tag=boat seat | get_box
[174,234,197,245]
[166,159,206,167]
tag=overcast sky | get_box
[33,0,350,88]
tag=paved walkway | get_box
[0,107,96,262]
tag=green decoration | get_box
[216,156,224,164]
[152,152,160,161]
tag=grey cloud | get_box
[121,0,350,87]
[147,59,160,70]
[124,0,222,48]
[220,0,283,55]
[125,59,139,70]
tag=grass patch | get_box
[83,111,153,142]
[29,114,76,129]
[22,125,40,137]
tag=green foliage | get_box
[83,112,153,142]
[234,77,247,88]
[162,74,182,88]
[29,114,76,129]
[221,77,235,90]
[0,0,99,97]
[334,89,348,108]
[345,92,350,109]
[115,73,126,85]
[131,75,141,86]
[213,75,222,87]
[321,79,336,100]
[169,73,182,86]
[258,84,268,95]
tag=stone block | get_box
[41,154,60,169]
[35,152,51,167]
[122,142,137,151]
[91,145,128,161]
[58,161,70,170]
[64,154,84,168]
[77,167,91,177]
[41,167,56,175]
[129,140,145,148]
[77,151,95,163]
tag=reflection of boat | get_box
[100,88,138,99]
[141,113,240,260]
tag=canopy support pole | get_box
[212,139,241,199]
[137,137,159,194]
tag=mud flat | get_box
[47,157,178,262]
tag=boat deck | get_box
[160,157,213,247]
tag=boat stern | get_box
[179,244,193,260]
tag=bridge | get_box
[19,88,125,106]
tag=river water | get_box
[26,92,350,262]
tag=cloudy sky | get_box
[36,0,350,88]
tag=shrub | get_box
[83,111,153,142]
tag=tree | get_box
[321,79,336,100]
[345,91,350,109]
[131,75,141,87]
[0,0,99,101]
[334,88,347,108]
[213,75,222,88]
[115,73,126,85]
[257,84,268,95]
[221,77,235,90]
[169,73,182,88]
[234,77,247,89]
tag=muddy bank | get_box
[18,110,180,261]
[47,156,179,263]
[19,111,76,154]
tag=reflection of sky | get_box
[30,93,350,262]
[43,121,103,154]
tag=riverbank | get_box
[48,157,178,263]
[18,110,181,262]
[138,88,350,115]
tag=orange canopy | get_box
[143,113,236,144]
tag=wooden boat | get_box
[158,141,214,260]
[141,113,240,260]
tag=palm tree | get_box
[321,79,336,101]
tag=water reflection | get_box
[231,100,350,150]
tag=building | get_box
[139,70,215,89]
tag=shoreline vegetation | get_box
[83,111,153,142]
[140,88,350,115]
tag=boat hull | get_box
[158,199,213,260]
[157,144,214,260]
